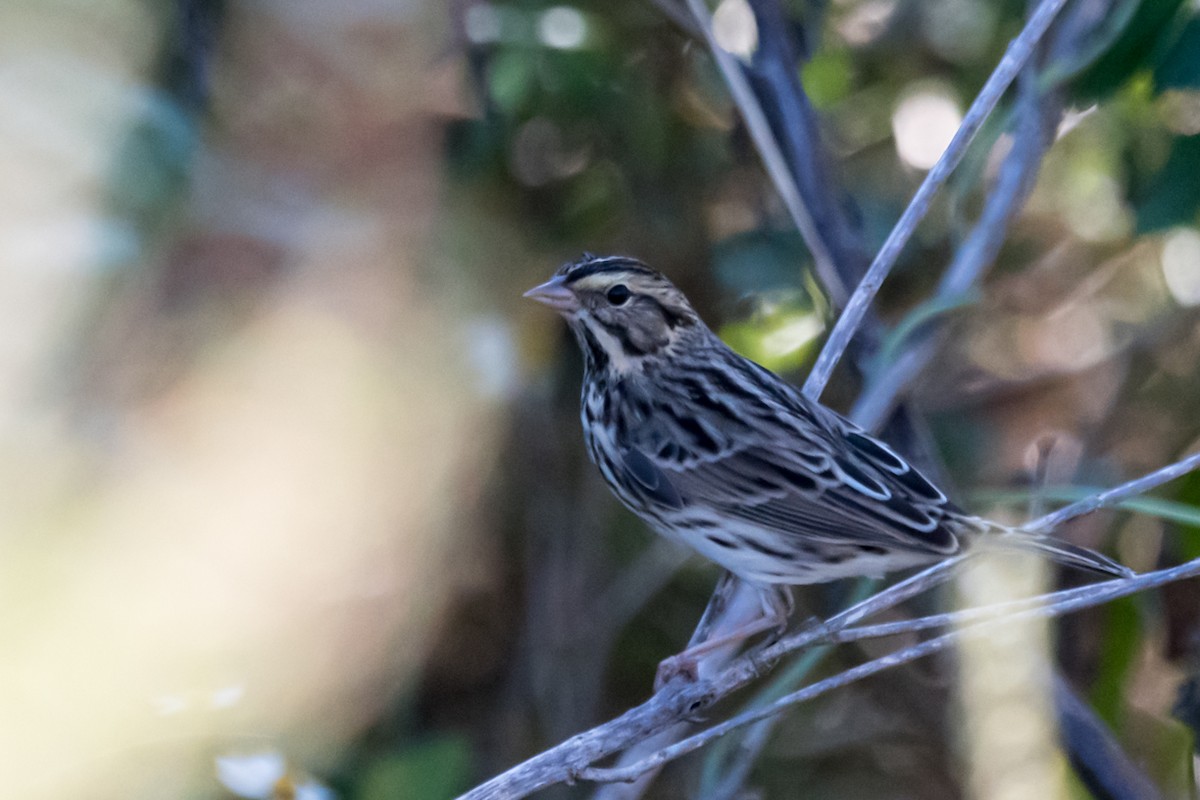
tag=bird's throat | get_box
[573,317,642,376]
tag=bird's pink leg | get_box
[654,584,792,690]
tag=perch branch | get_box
[578,556,1200,785]
[459,448,1200,800]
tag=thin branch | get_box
[700,636,836,800]
[825,566,1183,644]
[458,449,1200,800]
[850,54,1060,430]
[684,0,841,300]
[587,575,764,800]
[1026,450,1200,533]
[578,556,1200,785]
[801,0,1072,401]
[741,0,871,302]
[589,722,692,800]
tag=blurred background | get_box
[2,0,1199,797]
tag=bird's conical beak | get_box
[523,276,579,313]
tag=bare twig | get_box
[458,449,1200,800]
[578,556,1200,785]
[683,0,841,300]
[589,573,763,799]
[850,53,1061,430]
[1025,450,1200,533]
[740,0,871,301]
[801,0,1072,401]
[700,643,834,800]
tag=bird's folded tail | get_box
[980,524,1134,579]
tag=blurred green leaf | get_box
[712,229,811,295]
[873,289,981,372]
[1172,470,1200,562]
[714,230,826,373]
[720,305,824,374]
[1135,134,1200,233]
[110,89,198,235]
[562,159,628,233]
[1154,16,1200,90]
[1070,0,1187,100]
[1089,596,1141,726]
[1174,676,1200,744]
[445,120,508,178]
[801,48,853,109]
[488,49,538,114]
[972,487,1200,527]
[1118,709,1196,799]
[357,737,473,800]
[1042,0,1141,87]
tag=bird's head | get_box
[525,255,704,373]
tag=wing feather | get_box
[624,358,960,555]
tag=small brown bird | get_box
[526,254,1130,653]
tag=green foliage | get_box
[801,48,854,109]
[872,289,981,375]
[711,229,813,295]
[1089,596,1141,726]
[1172,470,1200,562]
[1135,134,1200,233]
[1154,16,1200,89]
[355,736,473,800]
[1118,711,1196,799]
[1069,0,1189,99]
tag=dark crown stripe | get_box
[562,256,656,283]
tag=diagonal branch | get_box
[577,556,1200,785]
[850,49,1063,430]
[457,449,1200,800]
[1026,450,1200,533]
[683,0,841,297]
[801,0,1072,401]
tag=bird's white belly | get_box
[666,517,935,585]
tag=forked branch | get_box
[458,449,1200,800]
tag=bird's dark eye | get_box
[606,284,631,306]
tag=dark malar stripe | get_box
[577,325,609,372]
